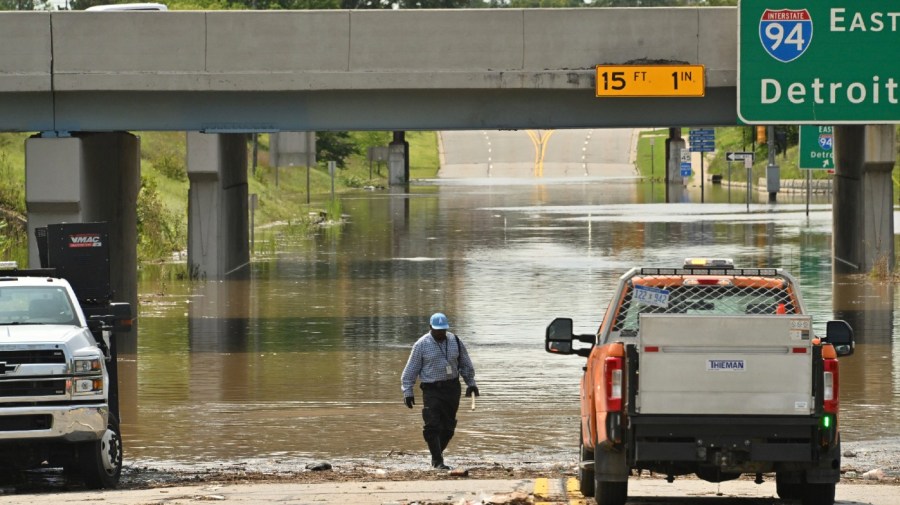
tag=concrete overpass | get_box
[0,8,737,131]
[1,8,893,321]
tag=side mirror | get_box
[108,302,134,333]
[546,318,574,355]
[84,302,134,334]
[545,317,594,357]
[823,320,854,357]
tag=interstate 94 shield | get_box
[758,9,813,63]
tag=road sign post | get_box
[689,128,715,203]
[739,0,900,123]
[726,152,756,212]
[745,157,753,213]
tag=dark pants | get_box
[420,379,460,464]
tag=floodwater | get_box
[120,178,900,471]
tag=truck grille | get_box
[0,379,67,397]
[0,415,52,431]
[0,350,66,365]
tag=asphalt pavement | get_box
[3,477,896,505]
[438,129,637,179]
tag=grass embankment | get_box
[0,131,440,267]
[0,133,30,265]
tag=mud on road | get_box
[106,437,900,490]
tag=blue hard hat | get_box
[429,312,450,330]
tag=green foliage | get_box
[163,0,339,8]
[408,131,440,179]
[316,132,360,169]
[136,176,186,261]
[353,131,391,151]
[0,152,24,215]
[339,173,369,188]
[0,0,42,9]
[149,149,187,181]
[340,0,468,7]
[510,0,590,6]
[325,198,342,221]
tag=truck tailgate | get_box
[636,315,814,416]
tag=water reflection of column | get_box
[389,186,410,247]
[117,352,138,429]
[833,277,894,345]
[189,280,251,402]
[832,276,894,419]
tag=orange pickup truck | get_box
[545,259,854,505]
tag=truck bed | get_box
[636,315,814,416]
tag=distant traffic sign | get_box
[739,0,900,123]
[726,152,755,162]
[799,126,834,169]
[596,65,705,97]
[689,128,716,153]
[680,149,692,177]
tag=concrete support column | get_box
[389,131,410,187]
[833,125,896,274]
[187,132,250,280]
[25,132,140,353]
[665,128,686,203]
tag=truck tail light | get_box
[823,358,839,413]
[605,356,623,412]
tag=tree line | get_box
[3,0,738,11]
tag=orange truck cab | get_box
[545,259,854,505]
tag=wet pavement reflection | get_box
[122,179,900,469]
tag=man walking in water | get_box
[401,313,479,470]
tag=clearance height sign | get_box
[739,0,900,123]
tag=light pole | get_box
[650,138,655,178]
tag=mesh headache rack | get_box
[612,267,799,335]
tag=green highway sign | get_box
[798,126,834,169]
[739,0,900,123]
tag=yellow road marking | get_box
[565,477,591,505]
[533,477,550,498]
[533,477,566,505]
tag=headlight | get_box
[74,358,102,374]
[73,378,104,395]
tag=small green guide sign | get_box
[799,126,834,169]
[739,0,900,123]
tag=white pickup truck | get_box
[0,223,131,488]
[545,259,854,505]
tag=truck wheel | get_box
[578,427,594,497]
[775,473,802,500]
[79,414,122,489]
[596,480,627,505]
[800,482,835,505]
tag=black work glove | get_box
[465,386,480,398]
[404,396,415,409]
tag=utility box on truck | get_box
[0,222,132,488]
[545,259,854,505]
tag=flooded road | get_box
[122,178,900,472]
